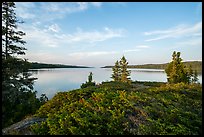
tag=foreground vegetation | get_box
[31,81,202,135]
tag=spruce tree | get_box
[88,72,93,83]
[2,2,41,128]
[2,2,26,58]
[81,72,96,88]
[165,51,193,84]
[111,60,121,81]
[119,56,131,83]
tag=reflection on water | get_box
[30,68,202,99]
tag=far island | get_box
[29,62,92,69]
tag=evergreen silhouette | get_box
[111,56,131,83]
[2,2,45,128]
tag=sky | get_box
[15,2,202,67]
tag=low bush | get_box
[31,82,202,135]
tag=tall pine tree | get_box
[88,72,93,83]
[2,2,26,58]
[111,60,121,81]
[120,56,131,83]
[111,56,131,83]
[2,2,42,128]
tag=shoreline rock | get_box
[2,117,46,135]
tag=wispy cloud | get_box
[24,51,64,63]
[144,21,202,42]
[177,37,202,46]
[90,2,102,7]
[167,37,202,50]
[41,2,90,13]
[124,45,150,53]
[16,2,103,22]
[124,49,141,53]
[20,24,125,48]
[15,2,36,19]
[63,27,125,43]
[20,24,60,47]
[68,51,118,59]
[47,24,61,33]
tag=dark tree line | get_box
[30,62,91,69]
[2,2,48,128]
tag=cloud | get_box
[47,24,61,33]
[15,2,36,19]
[77,2,89,10]
[90,2,102,7]
[67,51,119,62]
[124,49,141,53]
[144,21,202,42]
[167,36,202,51]
[19,24,61,48]
[69,51,118,58]
[55,27,125,43]
[24,50,119,67]
[19,24,125,48]
[177,37,202,46]
[16,2,103,22]
[123,45,150,53]
[24,51,64,63]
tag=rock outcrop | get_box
[2,117,46,135]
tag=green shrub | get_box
[80,82,96,89]
[32,82,202,135]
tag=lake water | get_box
[30,68,202,99]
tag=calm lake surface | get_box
[30,68,202,99]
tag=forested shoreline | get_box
[29,62,92,69]
[102,61,202,74]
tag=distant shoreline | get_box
[29,62,93,69]
[101,61,202,74]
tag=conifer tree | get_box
[88,72,93,83]
[2,1,35,100]
[2,2,26,58]
[165,51,194,84]
[111,60,121,81]
[81,72,96,88]
[111,56,131,83]
[2,2,42,128]
[119,56,131,83]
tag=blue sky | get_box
[15,2,202,67]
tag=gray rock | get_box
[2,117,46,135]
